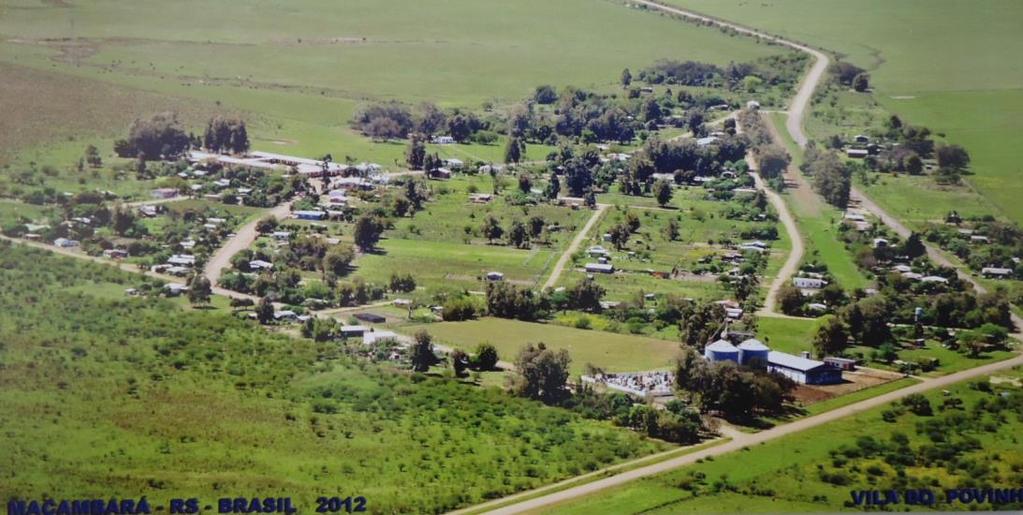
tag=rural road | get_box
[0,234,255,302]
[542,203,609,290]
[483,351,1023,514]
[204,201,293,287]
[749,166,803,316]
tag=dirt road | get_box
[483,351,1023,514]
[541,203,608,290]
[749,167,803,315]
[204,201,293,287]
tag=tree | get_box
[936,144,970,171]
[620,68,632,87]
[188,275,212,306]
[568,277,605,312]
[902,232,926,259]
[203,116,250,153]
[527,216,546,240]
[255,216,278,234]
[517,173,532,194]
[256,296,275,324]
[812,315,848,358]
[534,85,558,104]
[662,218,680,241]
[410,330,439,372]
[504,136,524,163]
[322,243,355,279]
[852,73,870,92]
[84,144,102,168]
[757,145,790,180]
[906,154,923,175]
[653,179,673,207]
[609,223,631,250]
[544,172,561,200]
[405,134,426,170]
[482,215,504,243]
[901,394,933,416]
[776,283,803,315]
[641,97,662,123]
[511,343,571,404]
[111,206,136,236]
[506,221,529,248]
[353,215,383,251]
[451,349,470,377]
[114,112,191,159]
[474,343,499,371]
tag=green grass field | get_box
[0,0,784,169]
[543,367,1023,513]
[404,317,682,376]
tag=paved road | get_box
[541,203,609,290]
[483,351,1023,514]
[204,201,293,288]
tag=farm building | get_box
[433,136,455,145]
[103,249,128,259]
[737,339,770,366]
[704,339,739,363]
[430,168,453,180]
[846,148,869,159]
[767,351,842,385]
[585,263,614,274]
[444,158,464,170]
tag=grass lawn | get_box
[756,316,818,355]
[403,317,683,376]
[542,366,1023,513]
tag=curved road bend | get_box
[204,201,293,288]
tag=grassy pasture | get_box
[404,317,683,376]
[0,0,784,169]
[542,367,1023,513]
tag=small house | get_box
[445,158,464,170]
[846,148,869,159]
[272,231,293,241]
[793,277,827,289]
[433,136,455,145]
[340,325,369,338]
[151,188,178,199]
[294,210,326,221]
[469,193,493,204]
[249,260,274,271]
[982,267,1013,278]
[364,330,399,346]
[430,168,453,180]
[103,249,129,259]
[587,245,610,257]
[53,238,79,248]
[585,263,614,274]
[824,356,857,371]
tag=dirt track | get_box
[541,203,608,290]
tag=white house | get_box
[249,260,274,271]
[982,267,1014,278]
[53,238,79,248]
[433,135,455,145]
[364,330,400,346]
[793,277,827,289]
[444,158,464,170]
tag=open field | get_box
[667,0,1023,227]
[403,317,682,376]
[0,243,671,513]
[0,0,785,168]
[541,366,1023,513]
